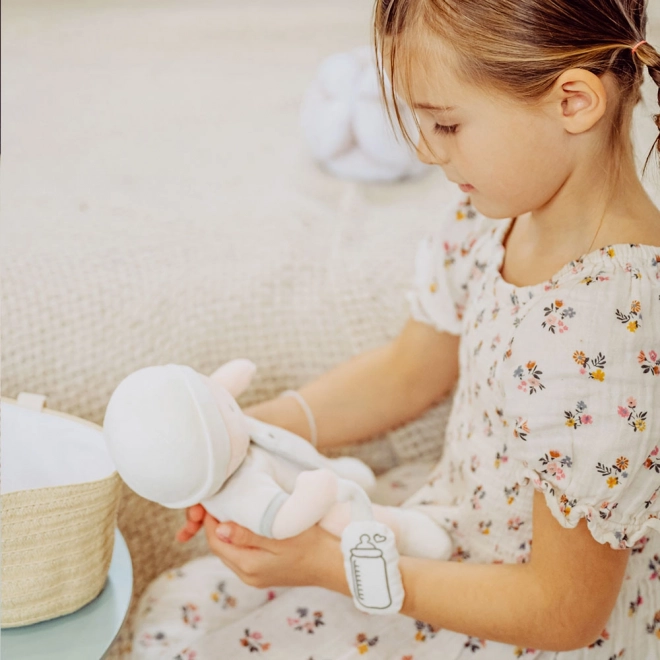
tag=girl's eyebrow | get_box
[413,103,456,112]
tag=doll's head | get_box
[373,0,660,219]
[103,363,252,508]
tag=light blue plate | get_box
[1,528,133,660]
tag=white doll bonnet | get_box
[103,364,232,508]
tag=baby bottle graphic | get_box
[348,533,392,610]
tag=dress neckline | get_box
[492,217,660,294]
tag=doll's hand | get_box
[202,512,348,592]
[175,504,206,543]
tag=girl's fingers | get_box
[176,520,201,542]
[176,520,201,541]
[202,517,261,575]
[214,520,269,548]
[204,514,275,550]
[176,529,192,542]
[176,527,189,542]
[187,504,206,522]
[175,505,206,542]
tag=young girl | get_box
[129,0,660,658]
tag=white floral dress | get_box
[129,194,660,660]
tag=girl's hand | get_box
[175,504,206,543]
[201,512,346,590]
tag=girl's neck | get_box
[517,150,659,258]
[500,151,660,288]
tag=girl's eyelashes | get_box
[433,123,458,135]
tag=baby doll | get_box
[103,359,452,561]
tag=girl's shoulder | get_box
[528,242,660,316]
[559,243,660,284]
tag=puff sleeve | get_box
[405,193,493,336]
[503,263,660,549]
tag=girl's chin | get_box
[468,196,519,221]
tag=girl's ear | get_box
[550,68,608,135]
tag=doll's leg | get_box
[374,505,453,560]
[271,469,339,539]
[315,454,377,494]
[129,554,290,660]
[318,501,452,560]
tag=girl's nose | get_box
[415,137,447,166]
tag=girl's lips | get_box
[459,183,474,192]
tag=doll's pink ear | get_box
[209,359,257,398]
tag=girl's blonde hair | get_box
[374,0,660,175]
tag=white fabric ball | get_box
[300,46,430,183]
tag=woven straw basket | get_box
[1,393,122,628]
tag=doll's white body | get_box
[103,360,452,560]
[203,415,376,540]
[206,416,451,560]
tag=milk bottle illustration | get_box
[348,533,392,610]
[337,478,404,615]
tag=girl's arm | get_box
[244,317,460,450]
[318,489,631,652]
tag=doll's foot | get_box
[328,456,377,494]
[400,509,453,560]
[377,506,453,560]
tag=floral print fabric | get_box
[402,193,660,658]
[129,194,660,659]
